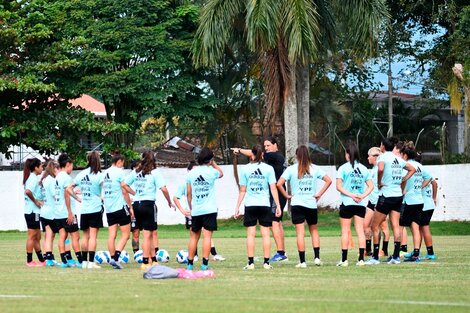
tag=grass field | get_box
[1,212,469,313]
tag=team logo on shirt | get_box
[194,175,209,186]
[249,168,264,179]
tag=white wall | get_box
[1,164,469,231]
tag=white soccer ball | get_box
[176,249,189,264]
[133,250,143,264]
[156,249,170,263]
[119,250,129,264]
[95,251,110,264]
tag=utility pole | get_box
[387,54,393,137]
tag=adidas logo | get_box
[416,167,422,173]
[196,175,206,182]
[353,168,362,175]
[105,173,110,179]
[252,169,263,176]
[82,175,90,182]
[392,159,399,165]
[194,175,209,186]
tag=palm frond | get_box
[192,0,245,68]
[281,0,320,64]
[246,0,281,51]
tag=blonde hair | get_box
[368,147,381,156]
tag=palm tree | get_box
[192,0,388,160]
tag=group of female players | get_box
[22,135,437,270]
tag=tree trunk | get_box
[296,63,309,148]
[284,67,298,163]
[387,55,393,137]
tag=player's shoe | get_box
[66,259,79,268]
[403,251,414,258]
[186,264,194,271]
[193,255,199,262]
[404,255,421,262]
[36,261,46,267]
[387,257,401,264]
[336,260,349,267]
[356,260,365,266]
[26,261,37,267]
[399,251,407,258]
[87,262,101,269]
[243,263,255,270]
[109,259,123,269]
[295,262,307,268]
[81,261,88,269]
[364,258,380,265]
[58,262,70,268]
[423,254,437,261]
[269,253,288,262]
[263,263,273,270]
[200,264,209,271]
[212,254,226,261]
[314,258,322,266]
[45,260,57,267]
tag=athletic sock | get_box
[264,258,270,265]
[82,251,88,261]
[27,253,33,263]
[36,250,45,262]
[373,244,380,260]
[277,250,285,256]
[60,253,68,264]
[143,257,149,265]
[393,242,401,259]
[155,247,159,254]
[341,249,348,262]
[401,244,408,252]
[298,251,306,263]
[210,247,217,256]
[133,248,139,253]
[413,248,420,257]
[75,251,83,263]
[313,247,320,259]
[65,250,72,260]
[51,253,56,261]
[426,246,434,255]
[248,257,254,265]
[45,251,53,261]
[89,251,95,262]
[114,251,121,262]
[188,259,193,266]
[366,240,372,254]
[382,241,389,255]
[202,258,209,266]
[151,256,157,263]
[358,248,365,261]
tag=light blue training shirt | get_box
[40,175,56,220]
[74,168,103,214]
[337,161,371,207]
[186,165,220,216]
[369,165,380,205]
[377,151,408,197]
[281,163,326,209]
[421,167,435,211]
[102,166,127,214]
[239,162,276,208]
[24,173,42,214]
[403,160,430,205]
[125,168,166,202]
[54,171,74,219]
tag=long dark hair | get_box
[87,151,101,174]
[251,144,263,163]
[400,141,416,160]
[296,145,311,178]
[137,151,156,175]
[346,143,360,167]
[58,153,72,168]
[23,158,41,185]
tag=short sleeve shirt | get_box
[125,169,166,202]
[102,166,127,214]
[239,162,276,207]
[403,160,429,205]
[54,171,74,219]
[281,163,326,209]
[24,173,42,214]
[369,166,380,205]
[186,166,220,216]
[337,161,371,207]
[421,167,435,211]
[40,175,56,220]
[74,168,103,214]
[378,152,408,197]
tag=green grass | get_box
[1,214,470,313]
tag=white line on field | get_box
[0,295,38,298]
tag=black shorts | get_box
[339,204,366,219]
[419,209,434,226]
[106,207,131,227]
[271,195,287,222]
[191,212,217,232]
[399,203,423,227]
[81,211,104,230]
[185,217,192,230]
[56,216,79,233]
[40,217,59,233]
[133,200,157,231]
[24,213,40,230]
[375,195,403,215]
[244,206,272,227]
[367,201,376,211]
[291,206,318,225]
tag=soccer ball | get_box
[119,250,129,264]
[156,249,170,263]
[133,250,143,264]
[95,251,110,264]
[176,250,189,264]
